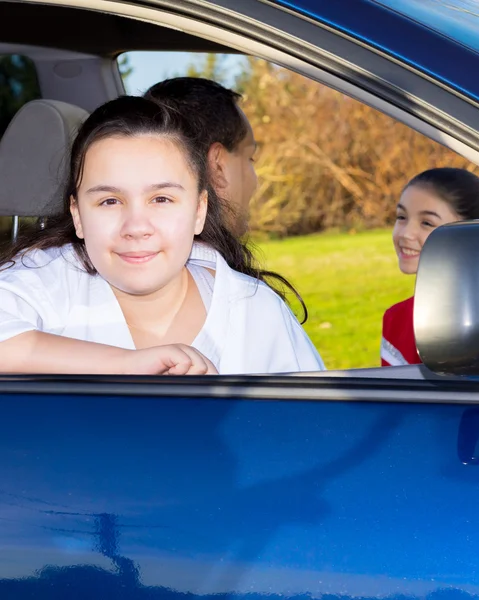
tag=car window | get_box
[0,54,41,139]
[118,51,478,371]
[119,51,245,95]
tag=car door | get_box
[1,1,479,597]
[1,375,479,598]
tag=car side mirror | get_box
[414,220,479,376]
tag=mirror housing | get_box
[415,220,479,376]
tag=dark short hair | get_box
[405,167,479,220]
[144,77,247,153]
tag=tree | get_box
[0,54,41,137]
[185,53,228,84]
[118,53,133,85]
[238,58,478,236]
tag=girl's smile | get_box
[115,251,159,264]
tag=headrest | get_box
[0,99,89,217]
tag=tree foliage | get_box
[185,53,229,84]
[0,54,41,137]
[187,54,478,236]
[118,54,133,85]
[240,58,478,236]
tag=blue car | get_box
[1,1,479,598]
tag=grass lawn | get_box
[256,229,415,370]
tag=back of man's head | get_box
[143,77,247,153]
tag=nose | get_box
[401,219,419,241]
[120,204,154,240]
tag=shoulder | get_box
[198,247,325,372]
[225,263,286,307]
[225,270,325,371]
[191,242,286,307]
[222,263,311,340]
[381,296,418,366]
[1,244,78,272]
[193,243,305,323]
[0,244,85,292]
[383,296,414,323]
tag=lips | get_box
[116,251,158,264]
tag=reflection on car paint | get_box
[0,394,479,597]
[270,0,479,100]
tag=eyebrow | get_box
[85,182,185,195]
[396,203,441,219]
[420,210,442,219]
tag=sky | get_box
[123,51,246,95]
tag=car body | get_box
[1,0,479,597]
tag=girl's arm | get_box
[0,331,217,375]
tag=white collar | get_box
[189,241,218,268]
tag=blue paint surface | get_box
[270,0,479,100]
[1,393,479,598]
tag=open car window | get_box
[119,51,479,371]
[0,1,478,378]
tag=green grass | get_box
[255,229,415,370]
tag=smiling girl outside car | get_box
[381,167,479,367]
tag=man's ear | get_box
[70,196,84,239]
[195,189,208,235]
[207,142,229,190]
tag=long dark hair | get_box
[0,96,308,321]
[405,167,479,220]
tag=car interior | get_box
[0,0,477,380]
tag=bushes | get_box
[238,58,477,236]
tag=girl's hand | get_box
[129,344,218,375]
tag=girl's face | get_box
[70,134,207,297]
[393,184,461,275]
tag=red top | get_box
[380,296,421,367]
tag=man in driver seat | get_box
[144,77,257,237]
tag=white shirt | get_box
[0,242,325,374]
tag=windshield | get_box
[372,0,479,53]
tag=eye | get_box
[396,214,406,221]
[99,197,120,206]
[422,220,435,228]
[151,196,172,204]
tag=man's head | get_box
[144,77,257,236]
